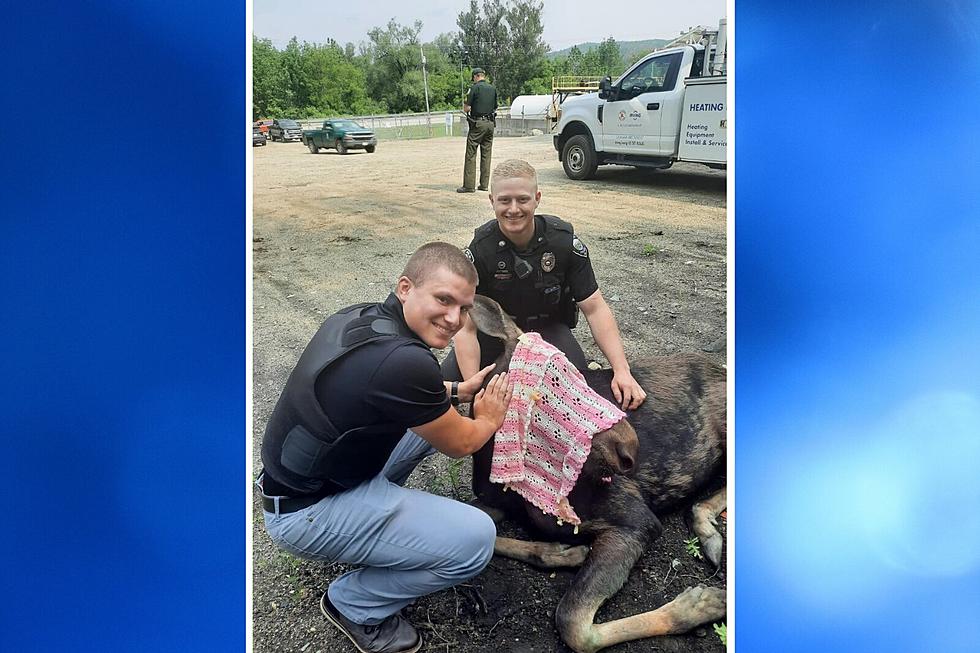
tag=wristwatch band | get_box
[450,381,460,406]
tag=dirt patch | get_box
[252,135,727,652]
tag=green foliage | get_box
[427,458,468,499]
[252,35,382,119]
[642,243,656,256]
[456,0,548,101]
[713,622,727,646]
[684,536,704,559]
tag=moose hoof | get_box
[702,531,723,567]
[667,585,727,633]
[535,542,590,568]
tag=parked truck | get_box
[301,119,377,155]
[554,19,727,180]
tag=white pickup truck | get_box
[553,24,727,180]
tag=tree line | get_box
[253,0,629,120]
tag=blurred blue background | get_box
[2,0,244,650]
[736,1,980,651]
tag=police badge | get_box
[571,237,589,258]
[541,252,556,272]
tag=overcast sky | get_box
[253,0,726,52]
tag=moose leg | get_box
[553,527,649,653]
[585,585,726,653]
[691,486,726,567]
[554,525,726,653]
[494,536,590,568]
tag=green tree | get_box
[588,36,625,77]
[363,19,425,113]
[253,36,289,119]
[506,0,548,96]
[456,0,546,100]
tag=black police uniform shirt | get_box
[261,293,450,497]
[464,214,598,329]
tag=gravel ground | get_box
[252,133,727,652]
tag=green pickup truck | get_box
[301,119,378,154]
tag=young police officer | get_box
[443,159,647,410]
[258,242,512,653]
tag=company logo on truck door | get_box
[689,102,725,112]
[618,110,643,121]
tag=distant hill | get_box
[547,39,671,62]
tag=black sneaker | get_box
[477,186,488,191]
[320,592,422,653]
[456,186,476,193]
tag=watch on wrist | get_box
[450,381,460,406]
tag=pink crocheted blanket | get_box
[489,332,626,525]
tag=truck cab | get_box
[595,47,692,157]
[555,22,727,180]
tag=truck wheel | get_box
[562,135,598,180]
[308,140,319,154]
[366,145,376,154]
[336,139,347,155]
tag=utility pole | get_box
[459,47,468,103]
[420,45,432,137]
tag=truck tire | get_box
[308,140,319,154]
[366,145,376,154]
[562,135,598,180]
[336,139,347,155]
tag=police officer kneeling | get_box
[258,242,512,653]
[443,159,647,411]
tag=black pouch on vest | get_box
[543,284,561,305]
[280,424,335,478]
[559,289,579,328]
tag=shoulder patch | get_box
[571,236,589,258]
[541,214,574,234]
[462,247,475,263]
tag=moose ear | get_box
[470,295,521,341]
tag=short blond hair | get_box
[491,159,538,192]
[401,242,478,286]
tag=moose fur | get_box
[467,295,727,653]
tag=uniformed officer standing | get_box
[443,159,647,410]
[457,67,497,193]
[258,242,512,653]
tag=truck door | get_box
[603,51,684,156]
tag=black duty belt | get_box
[257,473,343,514]
[261,492,326,514]
[473,113,495,120]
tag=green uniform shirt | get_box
[466,80,497,116]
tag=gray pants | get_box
[261,431,496,625]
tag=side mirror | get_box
[598,76,613,100]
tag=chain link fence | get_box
[294,109,553,141]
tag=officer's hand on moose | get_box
[458,363,497,402]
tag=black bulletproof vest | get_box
[474,215,578,329]
[261,301,419,495]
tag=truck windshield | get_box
[333,120,364,130]
[279,120,298,128]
